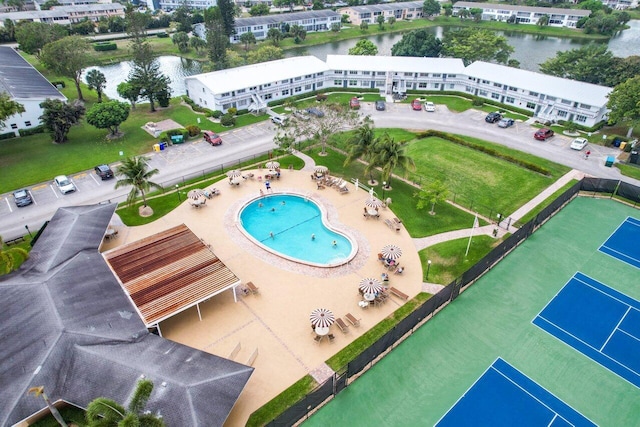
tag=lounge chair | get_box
[394,266,404,275]
[328,333,336,343]
[245,281,259,295]
[317,182,325,190]
[335,318,349,334]
[345,313,360,327]
[314,335,323,344]
[390,286,409,301]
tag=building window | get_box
[419,73,428,77]
[576,114,587,123]
[546,96,557,102]
[579,103,591,109]
[295,87,302,92]
[377,71,385,76]
[418,82,427,88]
[529,91,539,97]
[349,70,358,75]
[434,83,440,89]
[448,84,455,89]
[304,74,312,79]
[295,76,301,81]
[263,83,271,88]
[491,93,500,100]
[317,72,324,76]
[508,86,517,91]
[282,89,290,95]
[493,83,502,88]
[317,82,323,88]
[305,84,312,90]
[221,92,230,97]
[363,71,370,75]
[478,90,487,96]
[465,86,474,93]
[557,110,568,118]
[375,80,384,87]
[481,79,490,84]
[505,96,515,103]
[349,80,357,86]
[526,102,536,109]
[237,89,245,94]
[24,121,31,126]
[360,81,369,87]
[334,70,343,75]
[433,73,442,78]
[10,123,17,129]
[334,80,342,86]
[561,99,571,105]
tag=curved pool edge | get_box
[234,191,359,268]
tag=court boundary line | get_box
[600,306,631,352]
[598,216,640,270]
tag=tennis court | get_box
[305,198,640,426]
[599,216,640,269]
[437,358,595,427]
[534,272,640,388]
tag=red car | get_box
[349,97,360,110]
[411,99,422,111]
[534,128,554,141]
[203,130,222,146]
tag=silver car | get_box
[54,175,76,194]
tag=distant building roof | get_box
[452,1,590,16]
[339,1,423,13]
[464,61,611,107]
[0,47,65,100]
[51,2,125,12]
[0,3,124,20]
[235,9,340,27]
[0,204,253,427]
[326,55,467,75]
[186,56,330,94]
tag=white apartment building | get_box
[193,10,341,43]
[185,55,611,127]
[452,2,590,27]
[339,1,424,25]
[0,47,67,137]
[0,3,125,26]
[145,0,217,11]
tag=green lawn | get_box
[515,179,579,226]
[616,163,640,181]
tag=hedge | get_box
[19,125,45,137]
[415,129,551,176]
[158,128,190,143]
[0,132,16,140]
[267,88,378,108]
[93,42,117,51]
[182,96,214,116]
[156,32,169,38]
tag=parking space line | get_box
[5,197,12,213]
[90,173,100,185]
[50,185,60,198]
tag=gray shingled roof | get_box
[0,46,66,100]
[339,1,423,13]
[236,9,340,27]
[0,204,253,426]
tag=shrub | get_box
[316,93,328,102]
[186,125,201,137]
[212,110,223,119]
[0,132,16,140]
[19,125,45,137]
[159,128,190,143]
[50,81,66,88]
[156,32,169,38]
[471,97,484,106]
[93,42,117,51]
[227,107,237,116]
[220,113,236,127]
[236,108,249,116]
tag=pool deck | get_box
[101,169,424,426]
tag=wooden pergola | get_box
[104,224,241,335]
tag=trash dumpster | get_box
[605,156,614,167]
[153,143,161,152]
[171,135,184,144]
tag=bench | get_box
[345,313,360,327]
[335,318,349,334]
[384,219,401,232]
[390,286,409,301]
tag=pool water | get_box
[238,194,355,266]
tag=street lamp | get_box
[426,259,432,281]
[382,181,386,200]
[25,224,32,238]
[176,184,181,202]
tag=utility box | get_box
[171,135,184,144]
[605,156,615,167]
[630,151,639,164]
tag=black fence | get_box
[263,178,640,426]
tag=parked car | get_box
[534,128,555,141]
[423,101,436,112]
[392,92,406,101]
[497,118,515,128]
[411,99,422,111]
[305,107,325,118]
[54,175,76,194]
[270,115,287,126]
[94,164,114,180]
[485,112,503,123]
[13,189,33,207]
[570,137,588,150]
[349,97,360,110]
[375,100,386,111]
[203,130,222,146]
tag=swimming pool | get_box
[237,194,357,267]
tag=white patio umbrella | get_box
[314,165,329,174]
[226,170,242,178]
[365,197,384,208]
[381,244,402,260]
[265,161,280,169]
[187,189,206,200]
[309,308,335,328]
[359,278,382,295]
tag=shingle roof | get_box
[0,46,66,100]
[235,9,340,27]
[452,1,590,16]
[0,204,253,426]
[326,55,467,74]
[338,1,423,13]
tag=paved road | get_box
[1,103,637,240]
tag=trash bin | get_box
[159,142,166,150]
[630,151,639,164]
[153,143,160,152]
[605,156,614,167]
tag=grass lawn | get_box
[616,163,640,181]
[419,234,505,284]
[0,238,31,274]
[515,179,579,226]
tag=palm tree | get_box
[85,69,107,103]
[115,156,162,210]
[370,132,416,188]
[28,386,68,427]
[0,236,29,275]
[86,379,165,427]
[344,124,377,184]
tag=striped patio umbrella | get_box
[359,278,382,295]
[265,161,280,169]
[381,244,402,260]
[365,197,384,208]
[226,170,242,178]
[187,189,206,200]
[314,165,329,174]
[309,308,335,328]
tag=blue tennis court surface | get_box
[534,272,640,388]
[437,358,595,427]
[599,216,640,269]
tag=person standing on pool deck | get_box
[265,180,271,192]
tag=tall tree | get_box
[442,28,513,66]
[239,31,256,51]
[27,387,67,427]
[128,34,171,112]
[249,3,270,16]
[246,45,283,64]
[391,28,442,57]
[115,156,162,209]
[537,14,550,26]
[267,28,283,46]
[290,24,306,43]
[371,132,415,188]
[423,0,440,17]
[125,7,150,42]
[204,6,228,70]
[40,36,91,101]
[86,100,130,136]
[85,69,107,102]
[469,7,483,22]
[172,31,190,52]
[14,22,67,57]
[415,180,448,215]
[344,124,377,184]
[189,36,207,53]
[607,75,640,134]
[39,99,85,144]
[349,39,378,56]
[117,81,141,110]
[539,45,616,86]
[273,0,303,12]
[217,0,236,37]
[85,379,164,427]
[388,16,396,27]
[376,15,385,29]
[172,4,193,33]
[0,92,25,129]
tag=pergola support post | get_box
[197,303,202,321]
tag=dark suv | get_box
[305,107,325,118]
[485,112,502,123]
[534,128,554,140]
[13,189,33,207]
[94,164,114,180]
